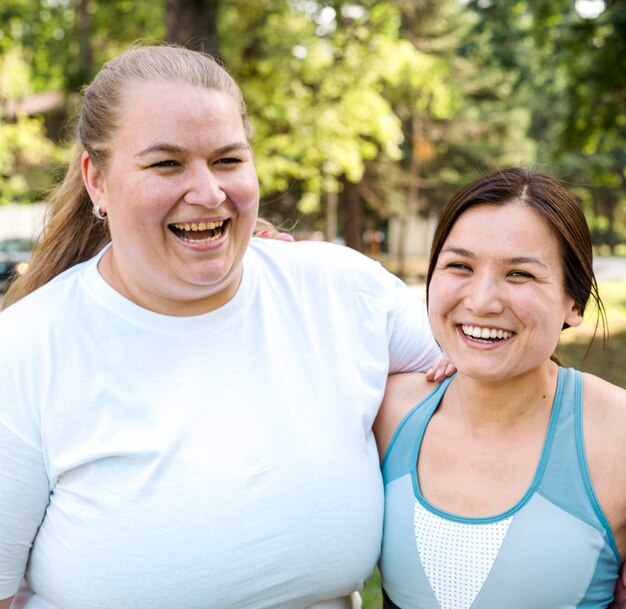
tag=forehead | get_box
[444,203,561,260]
[113,80,245,144]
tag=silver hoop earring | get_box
[93,205,107,220]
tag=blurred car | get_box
[0,237,35,291]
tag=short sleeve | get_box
[0,422,50,599]
[386,276,441,374]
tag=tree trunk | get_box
[325,189,338,243]
[397,113,422,277]
[165,0,221,58]
[70,0,93,89]
[341,178,363,252]
[600,187,618,254]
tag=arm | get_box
[581,374,626,607]
[0,424,50,602]
[259,231,454,379]
[373,372,433,462]
[385,280,454,382]
[609,568,626,609]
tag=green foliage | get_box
[464,0,626,250]
[0,0,73,92]
[223,1,415,213]
[0,0,164,93]
[0,0,164,206]
[0,47,59,205]
[0,0,623,249]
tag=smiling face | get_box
[427,202,582,383]
[82,79,259,315]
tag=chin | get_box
[455,363,513,382]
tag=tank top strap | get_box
[538,367,608,532]
[381,375,454,485]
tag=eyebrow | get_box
[440,246,549,270]
[441,246,473,258]
[134,141,250,157]
[508,256,549,270]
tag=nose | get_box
[462,272,505,316]
[183,163,226,208]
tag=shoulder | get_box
[0,261,87,349]
[581,372,626,489]
[580,372,626,552]
[582,372,626,426]
[582,372,626,439]
[248,238,392,282]
[374,372,435,461]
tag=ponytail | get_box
[3,146,110,307]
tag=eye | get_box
[447,262,472,272]
[508,270,534,280]
[215,157,243,166]
[149,160,180,168]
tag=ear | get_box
[564,301,583,329]
[81,150,107,208]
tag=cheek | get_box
[232,174,260,208]
[428,278,456,315]
[427,283,453,338]
[515,288,566,326]
[124,178,177,219]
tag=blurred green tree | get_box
[465,0,626,252]
[0,0,623,252]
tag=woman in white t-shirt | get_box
[0,45,444,609]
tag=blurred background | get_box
[1,0,625,270]
[1,2,624,604]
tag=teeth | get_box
[461,325,513,340]
[179,232,222,243]
[172,220,224,231]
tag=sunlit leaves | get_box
[0,44,62,205]
[225,1,413,212]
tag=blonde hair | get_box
[4,45,250,307]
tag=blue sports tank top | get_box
[380,367,620,609]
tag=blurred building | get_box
[0,203,47,241]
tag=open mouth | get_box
[169,219,228,243]
[460,324,514,343]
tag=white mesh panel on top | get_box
[414,500,512,609]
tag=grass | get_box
[361,570,382,607]
[361,279,626,609]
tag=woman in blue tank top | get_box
[374,168,626,609]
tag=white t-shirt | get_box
[0,238,440,609]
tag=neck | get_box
[444,361,560,432]
[98,247,243,316]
